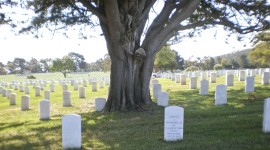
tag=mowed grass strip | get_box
[0,73,270,150]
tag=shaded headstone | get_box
[44,90,51,100]
[39,100,50,120]
[62,84,68,91]
[157,92,169,107]
[6,89,12,99]
[164,106,184,141]
[21,95,30,110]
[95,98,106,111]
[175,74,180,83]
[35,86,41,97]
[200,79,209,95]
[14,84,18,90]
[92,81,97,92]
[245,76,254,93]
[263,98,270,133]
[239,70,246,81]
[226,74,234,86]
[210,72,216,83]
[63,91,72,107]
[40,83,44,90]
[62,114,81,149]
[2,88,6,97]
[262,72,270,85]
[74,82,78,91]
[153,83,161,99]
[151,79,159,87]
[201,72,207,80]
[180,74,186,85]
[25,86,30,94]
[189,77,197,89]
[9,83,13,89]
[100,81,104,89]
[20,85,24,92]
[9,93,16,105]
[50,84,55,92]
[215,84,227,105]
[78,87,86,98]
[83,80,87,87]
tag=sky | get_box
[0,26,252,64]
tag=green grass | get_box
[0,73,270,149]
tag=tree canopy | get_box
[51,56,75,78]
[154,45,178,71]
[248,31,270,67]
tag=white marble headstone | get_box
[50,84,55,92]
[153,83,161,99]
[164,106,184,141]
[180,74,186,85]
[95,98,106,111]
[44,90,51,100]
[39,100,50,120]
[78,87,86,98]
[62,114,81,149]
[158,92,169,107]
[210,72,216,83]
[189,77,197,89]
[92,81,97,92]
[35,86,41,97]
[262,72,269,85]
[24,86,30,94]
[21,95,30,110]
[226,74,234,86]
[239,70,246,81]
[63,91,72,107]
[9,93,16,105]
[6,89,12,99]
[62,84,68,91]
[245,76,254,93]
[215,84,227,105]
[263,98,270,133]
[200,79,209,95]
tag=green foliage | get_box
[26,75,36,79]
[51,56,75,78]
[68,52,86,72]
[172,50,184,70]
[214,64,223,70]
[238,54,249,69]
[185,66,199,72]
[154,45,178,71]
[249,32,270,67]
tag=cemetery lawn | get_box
[1,73,270,150]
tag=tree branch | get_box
[78,0,107,23]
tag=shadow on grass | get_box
[1,86,270,150]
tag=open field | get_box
[0,72,270,149]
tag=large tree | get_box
[2,0,270,111]
[51,56,75,78]
[68,52,86,72]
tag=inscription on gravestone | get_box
[164,106,184,141]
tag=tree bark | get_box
[104,46,152,112]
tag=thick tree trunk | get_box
[104,47,154,112]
